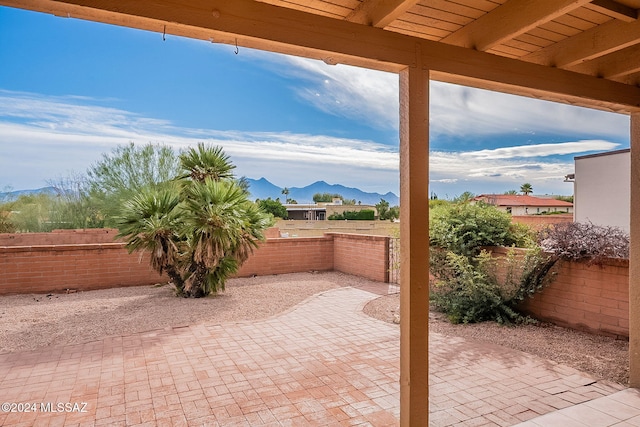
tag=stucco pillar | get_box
[399,62,430,424]
[630,114,640,387]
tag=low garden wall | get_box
[0,229,390,295]
[520,257,629,338]
[489,247,629,337]
[511,214,573,229]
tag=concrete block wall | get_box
[236,236,334,277]
[329,233,390,283]
[511,214,573,230]
[0,230,390,295]
[519,257,629,337]
[0,243,165,295]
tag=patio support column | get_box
[630,113,640,387]
[399,57,430,424]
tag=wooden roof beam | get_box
[586,0,638,23]
[345,0,420,28]
[523,17,640,67]
[441,0,592,51]
[570,44,640,78]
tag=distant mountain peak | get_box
[245,178,398,206]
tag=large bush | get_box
[429,202,532,257]
[430,247,557,324]
[429,201,555,324]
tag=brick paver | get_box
[0,279,633,426]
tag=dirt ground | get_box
[363,292,629,385]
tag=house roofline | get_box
[575,148,630,160]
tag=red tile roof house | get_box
[473,194,573,216]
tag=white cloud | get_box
[461,140,620,160]
[251,54,630,141]
[0,87,627,197]
[0,91,399,192]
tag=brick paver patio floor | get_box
[0,281,636,426]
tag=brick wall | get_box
[519,257,629,337]
[329,233,390,283]
[511,214,573,230]
[0,230,389,295]
[236,236,334,277]
[0,243,165,295]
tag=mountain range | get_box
[245,178,399,206]
[1,180,400,206]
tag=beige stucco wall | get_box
[574,150,630,233]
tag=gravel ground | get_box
[0,272,629,386]
[0,272,351,353]
[363,293,630,385]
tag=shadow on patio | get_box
[0,273,638,426]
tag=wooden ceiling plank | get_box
[417,0,488,19]
[441,0,592,51]
[447,0,505,13]
[570,5,618,25]
[527,27,571,43]
[2,0,640,113]
[345,0,420,27]
[586,0,638,22]
[523,17,640,67]
[554,12,604,30]
[515,33,555,49]
[409,4,476,25]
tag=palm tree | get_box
[520,183,533,195]
[281,187,290,203]
[116,143,272,298]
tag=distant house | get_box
[473,194,573,215]
[571,149,630,233]
[284,198,377,221]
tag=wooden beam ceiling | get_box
[570,43,640,78]
[2,0,640,113]
[345,0,420,27]
[441,0,592,51]
[523,17,640,67]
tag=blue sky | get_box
[0,6,630,198]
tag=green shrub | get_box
[257,198,288,219]
[430,248,557,324]
[430,202,530,257]
[428,200,555,324]
[328,209,375,220]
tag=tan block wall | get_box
[518,256,629,337]
[511,214,573,230]
[0,243,165,295]
[0,230,389,295]
[236,236,334,277]
[330,233,390,283]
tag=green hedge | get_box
[328,209,375,220]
